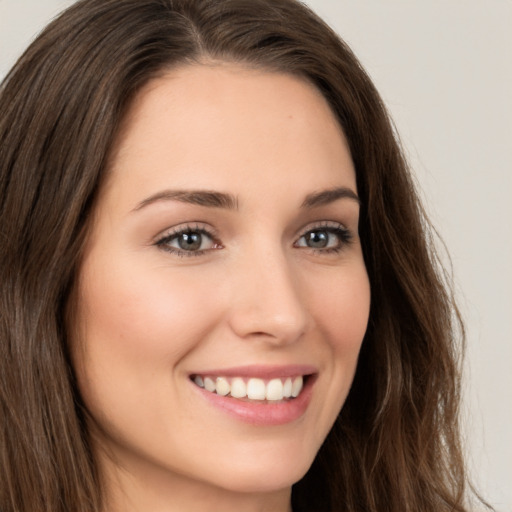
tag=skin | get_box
[73,63,371,512]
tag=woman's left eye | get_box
[156,228,218,256]
[295,225,352,252]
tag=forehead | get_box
[102,63,355,209]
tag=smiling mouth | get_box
[191,375,308,402]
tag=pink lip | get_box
[189,365,317,426]
[191,364,317,379]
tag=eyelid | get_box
[296,220,351,238]
[154,222,221,256]
[294,221,353,251]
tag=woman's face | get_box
[73,64,370,505]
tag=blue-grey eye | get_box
[158,229,216,253]
[304,230,330,248]
[296,226,350,251]
[176,232,203,251]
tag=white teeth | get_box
[230,377,247,398]
[291,376,303,398]
[204,377,215,392]
[216,377,230,396]
[193,374,307,401]
[266,378,284,401]
[283,377,292,398]
[247,378,266,400]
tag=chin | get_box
[201,446,316,494]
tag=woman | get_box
[0,0,482,511]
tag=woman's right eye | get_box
[155,227,219,256]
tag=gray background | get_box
[1,0,510,509]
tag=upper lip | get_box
[190,364,317,379]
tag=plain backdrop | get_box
[1,0,511,510]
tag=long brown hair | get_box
[0,0,477,510]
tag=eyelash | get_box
[295,222,353,254]
[154,222,353,258]
[155,223,220,257]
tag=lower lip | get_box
[193,376,315,426]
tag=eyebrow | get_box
[301,187,360,208]
[133,189,239,211]
[133,185,360,212]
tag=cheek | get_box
[71,255,226,424]
[311,264,370,415]
[76,258,219,365]
[71,258,228,457]
[291,263,370,451]
[310,266,371,357]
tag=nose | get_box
[226,246,309,346]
